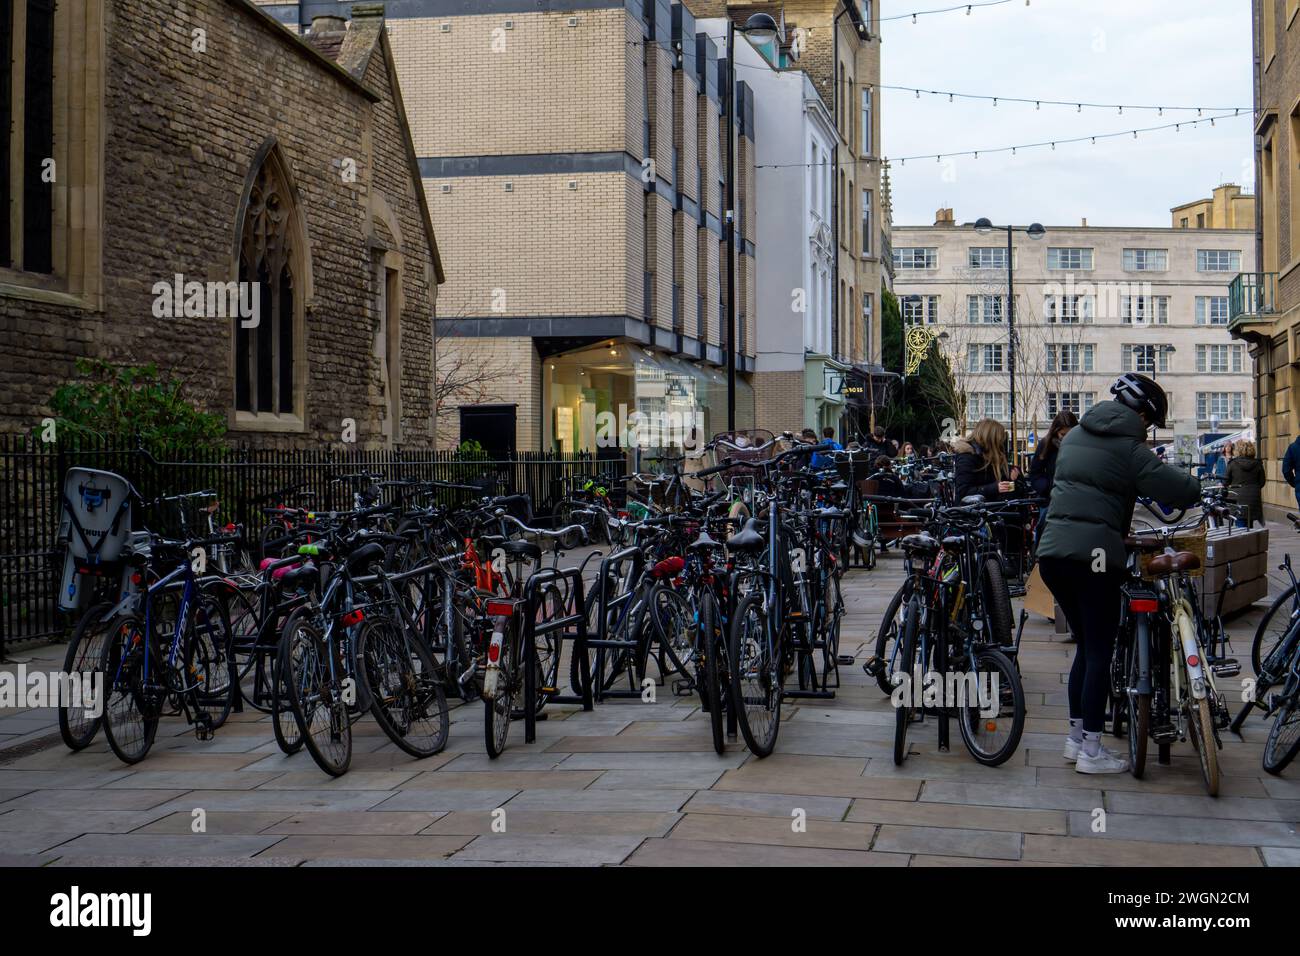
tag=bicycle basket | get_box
[1138,528,1207,581]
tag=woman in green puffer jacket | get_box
[1037,374,1201,775]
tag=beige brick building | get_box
[1231,1,1300,510]
[1,0,444,447]
[260,1,759,454]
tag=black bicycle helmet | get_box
[1109,373,1168,428]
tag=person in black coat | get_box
[1028,410,1079,502]
[952,418,1018,501]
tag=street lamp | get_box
[724,13,781,430]
[971,217,1045,452]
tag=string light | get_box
[884,0,1022,23]
[874,84,1249,115]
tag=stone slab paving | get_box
[2,521,1300,866]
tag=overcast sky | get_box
[882,0,1254,228]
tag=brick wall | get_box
[753,370,805,433]
[0,0,440,448]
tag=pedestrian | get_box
[952,418,1018,501]
[1037,374,1201,774]
[1028,410,1078,502]
[900,441,916,459]
[1224,439,1265,527]
[811,425,842,470]
[1283,433,1300,513]
[871,455,907,497]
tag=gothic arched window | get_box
[235,148,306,418]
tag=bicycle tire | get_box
[649,583,695,680]
[485,624,521,758]
[285,615,352,777]
[1126,617,1150,778]
[956,647,1026,767]
[530,584,567,715]
[980,554,1014,647]
[59,601,113,751]
[185,591,235,731]
[100,617,161,765]
[1263,694,1300,775]
[271,616,305,755]
[872,583,908,695]
[1251,586,1297,676]
[728,592,782,758]
[701,591,726,755]
[893,596,921,766]
[1187,694,1220,796]
[358,615,449,759]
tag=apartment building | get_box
[893,202,1256,449]
[260,0,759,454]
[1231,1,1300,510]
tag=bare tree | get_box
[433,310,513,449]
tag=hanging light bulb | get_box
[993,98,998,106]
[967,5,972,13]
[1090,137,1095,144]
[916,89,921,98]
[1035,101,1040,110]
[1118,106,1123,115]
[1076,104,1081,112]
[949,93,954,102]
[974,151,979,159]
[912,13,917,23]
[1158,107,1163,116]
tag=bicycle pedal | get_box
[1211,659,1241,679]
[835,654,855,666]
[541,686,558,695]
[1151,723,1178,743]
[862,655,885,677]
[672,679,695,697]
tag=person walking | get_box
[1282,434,1300,513]
[1037,374,1201,774]
[1028,410,1078,503]
[1224,439,1265,528]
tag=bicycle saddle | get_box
[688,529,725,551]
[278,561,319,591]
[1146,550,1200,575]
[941,535,966,548]
[346,542,386,572]
[961,495,985,505]
[500,539,542,562]
[901,532,940,554]
[726,518,766,553]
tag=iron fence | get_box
[0,435,597,656]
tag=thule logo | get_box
[49,886,151,936]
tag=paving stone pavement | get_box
[2,521,1300,867]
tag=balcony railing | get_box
[1228,272,1277,328]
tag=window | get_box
[1047,247,1093,270]
[1195,296,1230,325]
[1045,294,1093,324]
[1047,343,1094,373]
[893,247,937,270]
[0,0,12,269]
[3,0,56,273]
[1180,217,1190,228]
[902,295,938,326]
[235,146,308,420]
[1196,344,1244,373]
[1047,392,1096,416]
[968,392,1009,422]
[967,294,1005,324]
[968,247,1009,270]
[1123,344,1171,374]
[1121,295,1169,324]
[861,189,872,256]
[968,343,1005,373]
[861,87,872,155]
[1196,392,1244,422]
[1196,249,1241,272]
[1122,248,1168,271]
[1265,0,1277,64]
[862,292,874,362]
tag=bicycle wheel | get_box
[700,591,726,755]
[893,596,922,766]
[1263,693,1300,775]
[821,568,843,671]
[531,584,566,715]
[1186,695,1220,796]
[100,617,161,765]
[979,554,1014,647]
[285,615,352,777]
[184,591,235,731]
[871,583,909,695]
[271,620,305,755]
[358,615,449,759]
[650,583,695,680]
[260,520,290,559]
[729,592,782,757]
[1126,618,1150,777]
[485,625,522,758]
[59,602,113,750]
[956,647,1026,767]
[1252,587,1297,676]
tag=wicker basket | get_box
[1138,527,1207,580]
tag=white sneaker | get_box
[1063,737,1081,762]
[1076,746,1130,774]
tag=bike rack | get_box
[584,546,648,703]
[521,565,593,744]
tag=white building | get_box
[892,209,1256,449]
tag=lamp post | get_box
[724,13,779,431]
[973,217,1045,457]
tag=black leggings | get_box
[1038,556,1123,733]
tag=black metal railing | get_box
[0,435,596,655]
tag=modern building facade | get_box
[263,0,760,454]
[893,204,1255,449]
[2,0,444,446]
[1231,1,1300,510]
